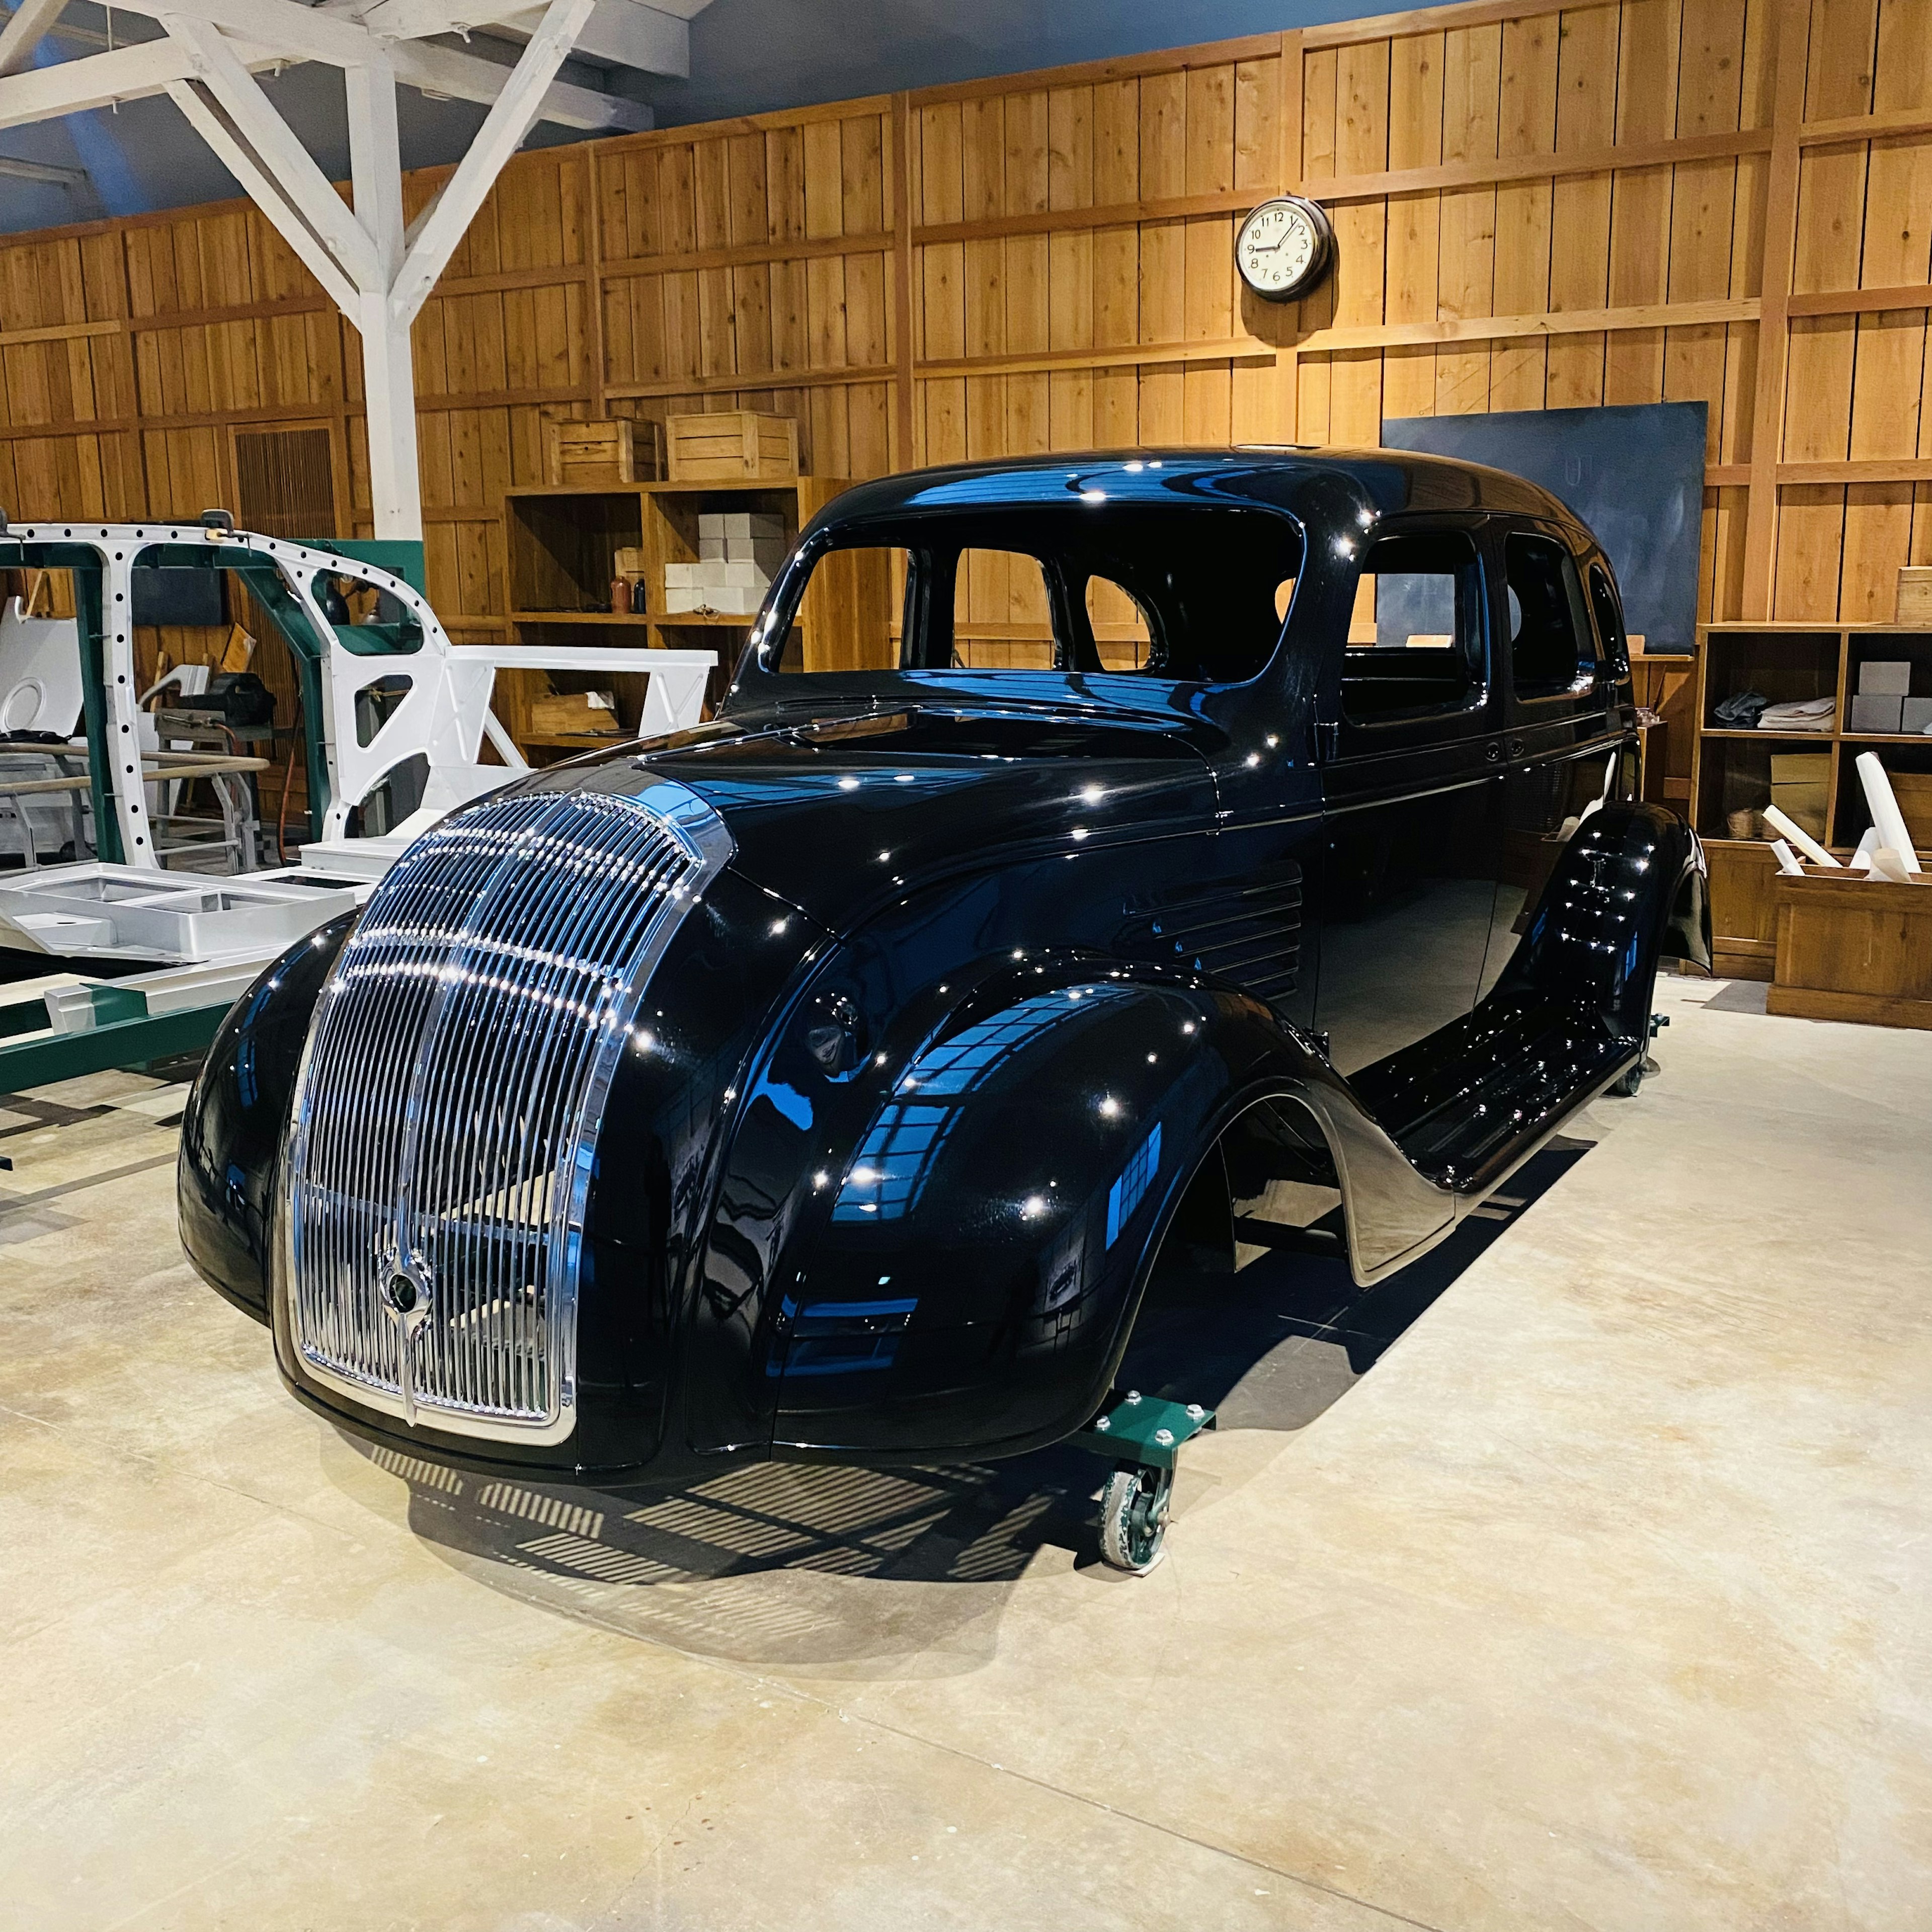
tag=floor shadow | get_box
[1704,979,1769,1015]
[357,1136,1596,1669]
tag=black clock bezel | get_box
[1235,195,1335,303]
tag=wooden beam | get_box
[391,0,598,323]
[600,227,890,282]
[1778,457,1932,486]
[1787,283,1932,318]
[1308,126,1773,204]
[163,79,362,315]
[1301,0,1610,51]
[0,37,194,131]
[914,190,1253,250]
[906,33,1287,107]
[1799,105,1932,146]
[0,317,120,349]
[1741,0,1809,623]
[890,91,916,472]
[1299,296,1760,351]
[169,15,381,292]
[916,339,1276,381]
[603,362,898,400]
[0,0,66,78]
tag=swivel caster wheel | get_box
[1098,1464,1175,1573]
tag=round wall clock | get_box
[1235,196,1335,303]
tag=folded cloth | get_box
[1758,696,1836,731]
[1714,688,1770,726]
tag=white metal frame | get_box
[0,517,714,864]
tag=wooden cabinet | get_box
[499,474,846,759]
[1690,622,1932,978]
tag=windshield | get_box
[755,504,1303,688]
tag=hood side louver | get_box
[1122,863,1303,1006]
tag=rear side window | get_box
[1587,561,1628,670]
[1506,533,1596,698]
[1341,529,1486,723]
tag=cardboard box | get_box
[1850,693,1905,734]
[1898,567,1932,624]
[1860,659,1913,696]
[1769,751,1830,842]
[668,411,799,482]
[1902,696,1932,735]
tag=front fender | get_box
[177,914,352,1320]
[744,959,1439,1460]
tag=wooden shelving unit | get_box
[499,474,846,758]
[1690,621,1932,980]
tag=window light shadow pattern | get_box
[833,985,1133,1221]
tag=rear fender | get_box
[1497,801,1710,1029]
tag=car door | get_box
[1312,517,1508,1079]
[1481,524,1633,996]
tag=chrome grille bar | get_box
[285,779,732,1443]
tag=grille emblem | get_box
[381,1254,436,1426]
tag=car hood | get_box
[567,703,1223,932]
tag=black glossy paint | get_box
[179,448,1710,1485]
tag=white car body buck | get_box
[0,519,713,977]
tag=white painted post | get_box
[345,58,423,542]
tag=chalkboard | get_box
[1380,401,1706,654]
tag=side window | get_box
[1587,561,1627,671]
[953,548,1054,669]
[1341,529,1485,725]
[1505,533,1596,698]
[1085,574,1154,672]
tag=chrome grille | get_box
[285,779,732,1443]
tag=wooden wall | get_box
[2,0,1929,643]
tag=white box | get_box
[664,586,699,612]
[699,535,726,559]
[697,512,726,540]
[1861,660,1912,695]
[711,561,770,589]
[663,561,697,588]
[706,511,784,543]
[727,536,788,569]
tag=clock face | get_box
[1236,196,1333,302]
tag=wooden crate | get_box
[1766,868,1932,1030]
[1898,569,1932,625]
[528,688,622,737]
[666,411,799,482]
[543,418,662,485]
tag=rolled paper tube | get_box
[1770,838,1806,876]
[1761,803,1840,868]
[1851,825,1881,873]
[1855,752,1923,875]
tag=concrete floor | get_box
[3,975,1930,1931]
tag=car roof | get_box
[808,447,1590,537]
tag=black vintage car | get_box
[180,449,1709,1570]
